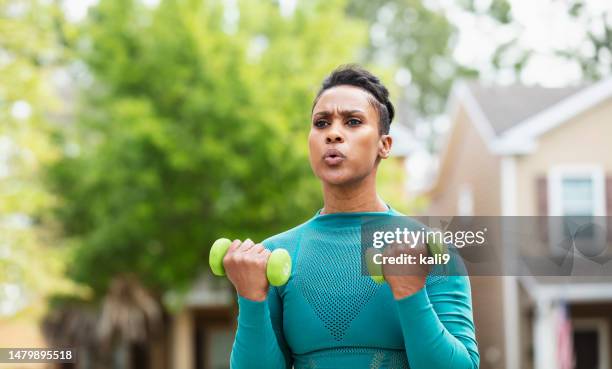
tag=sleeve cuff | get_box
[237,294,269,325]
[394,286,433,322]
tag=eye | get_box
[314,120,328,128]
[347,118,362,126]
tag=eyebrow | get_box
[313,109,365,119]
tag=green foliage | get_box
[47,0,369,295]
[346,0,477,118]
[465,0,612,81]
[0,0,79,318]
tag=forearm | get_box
[395,281,479,369]
[230,296,290,369]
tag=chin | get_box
[317,170,362,186]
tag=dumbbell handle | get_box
[209,238,292,286]
[368,240,448,283]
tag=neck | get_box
[320,171,387,214]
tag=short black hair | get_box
[312,64,395,135]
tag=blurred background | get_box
[2,0,612,368]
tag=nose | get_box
[325,125,344,144]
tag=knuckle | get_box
[222,254,233,267]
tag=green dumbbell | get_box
[367,240,448,284]
[209,238,292,286]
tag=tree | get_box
[46,0,369,297]
[458,0,612,82]
[0,0,77,318]
[347,0,478,121]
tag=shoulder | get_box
[261,218,313,255]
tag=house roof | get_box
[423,76,612,195]
[464,81,588,137]
[448,76,612,155]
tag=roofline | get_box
[450,80,538,155]
[457,76,612,155]
[423,77,612,195]
[421,80,533,196]
[502,76,612,142]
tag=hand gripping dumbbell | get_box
[367,239,448,284]
[208,238,292,286]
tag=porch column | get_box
[533,298,558,369]
[171,309,194,369]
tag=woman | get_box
[222,65,480,369]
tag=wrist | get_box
[237,289,268,302]
[390,278,426,300]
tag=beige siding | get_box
[427,105,502,216]
[426,103,506,369]
[426,93,612,369]
[516,97,612,216]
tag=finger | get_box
[226,239,242,255]
[238,239,255,252]
[249,244,265,254]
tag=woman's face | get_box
[308,85,392,186]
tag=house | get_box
[167,275,235,369]
[421,77,612,369]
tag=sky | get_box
[443,0,612,87]
[49,0,612,196]
[60,0,612,88]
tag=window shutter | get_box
[536,176,548,243]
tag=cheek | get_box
[307,131,321,165]
[352,130,380,159]
[308,131,318,154]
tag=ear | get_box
[378,134,393,159]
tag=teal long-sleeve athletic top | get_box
[230,205,480,369]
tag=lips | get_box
[323,148,346,166]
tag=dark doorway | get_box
[573,329,599,369]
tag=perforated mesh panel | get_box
[265,212,459,369]
[295,226,379,342]
[294,347,409,369]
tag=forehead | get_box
[312,85,376,115]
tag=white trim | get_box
[519,272,612,304]
[449,77,612,156]
[548,164,607,217]
[573,318,610,369]
[540,283,612,303]
[500,155,520,369]
[447,81,536,155]
[534,298,558,369]
[491,137,538,155]
[503,276,520,369]
[453,82,498,146]
[547,164,607,257]
[442,82,537,158]
[428,78,612,192]
[503,77,612,142]
[501,156,518,216]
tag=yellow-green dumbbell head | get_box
[267,248,292,286]
[365,247,385,284]
[428,239,447,257]
[209,238,232,276]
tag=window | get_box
[549,165,606,217]
[562,177,596,216]
[548,165,607,257]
